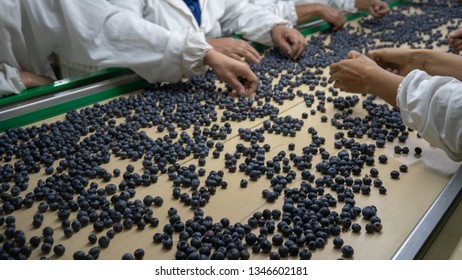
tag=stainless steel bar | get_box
[0,72,141,121]
[392,164,462,259]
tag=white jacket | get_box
[0,0,211,97]
[108,0,289,46]
[249,0,357,25]
[397,70,462,162]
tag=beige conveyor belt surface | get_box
[1,3,461,260]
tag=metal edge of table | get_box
[0,68,132,107]
[392,164,462,260]
[0,72,150,133]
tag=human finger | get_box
[347,50,361,59]
[332,80,346,91]
[229,53,244,62]
[240,46,262,64]
[225,75,247,96]
[329,61,342,74]
[289,37,306,60]
[453,39,462,52]
[448,28,462,39]
[367,49,388,63]
[242,77,258,96]
[277,37,293,57]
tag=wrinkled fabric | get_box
[397,70,462,161]
[0,63,26,96]
[109,0,290,46]
[249,0,357,25]
[0,0,212,96]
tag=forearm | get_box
[367,69,403,107]
[411,49,462,81]
[295,4,326,24]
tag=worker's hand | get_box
[367,48,424,76]
[448,27,462,53]
[204,49,258,96]
[369,0,390,18]
[19,71,54,88]
[329,50,383,93]
[355,0,390,18]
[207,37,262,64]
[271,24,307,60]
[318,5,347,31]
[330,50,403,107]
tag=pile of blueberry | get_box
[0,0,460,260]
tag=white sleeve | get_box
[28,1,211,83]
[0,63,26,97]
[107,0,145,17]
[397,70,462,162]
[249,0,298,26]
[220,0,291,46]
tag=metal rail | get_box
[392,165,462,259]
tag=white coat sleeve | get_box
[28,1,211,83]
[0,63,26,97]
[220,0,291,46]
[249,0,298,26]
[107,0,145,17]
[397,70,462,162]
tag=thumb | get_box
[367,49,383,61]
[347,50,361,59]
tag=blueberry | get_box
[373,222,383,232]
[278,245,290,258]
[362,206,377,220]
[143,195,154,206]
[341,245,354,258]
[88,234,97,244]
[41,243,52,254]
[269,252,281,260]
[162,237,173,249]
[333,237,344,249]
[365,223,375,233]
[73,250,86,260]
[378,155,388,164]
[29,236,41,248]
[360,185,371,195]
[98,236,110,248]
[122,253,134,260]
[153,196,164,206]
[53,244,65,256]
[88,247,101,259]
[134,248,145,260]
[414,147,422,155]
[390,170,400,179]
[351,223,361,233]
[379,186,387,194]
[399,165,408,173]
[42,226,54,237]
[227,248,240,260]
[369,168,379,177]
[299,249,312,260]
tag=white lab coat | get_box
[249,0,357,25]
[397,70,462,162]
[108,0,290,46]
[0,0,212,97]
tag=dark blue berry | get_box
[341,245,354,258]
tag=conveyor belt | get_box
[1,0,461,260]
